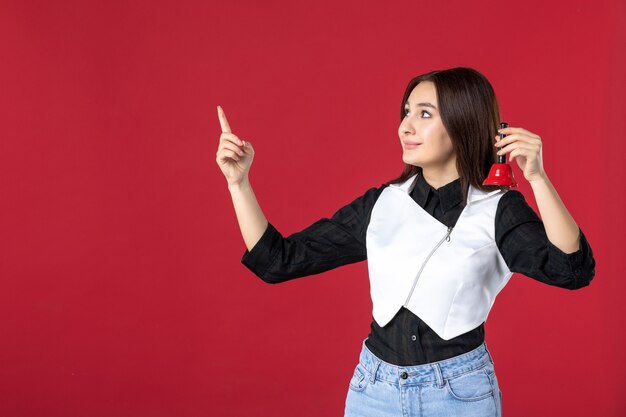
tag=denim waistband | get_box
[357,338,494,386]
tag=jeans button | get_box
[400,371,408,379]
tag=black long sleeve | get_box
[495,190,595,290]
[241,186,384,284]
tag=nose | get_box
[399,119,414,136]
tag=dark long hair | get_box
[385,67,506,201]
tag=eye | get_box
[403,108,431,118]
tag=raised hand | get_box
[216,105,255,186]
[494,126,546,183]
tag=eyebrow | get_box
[405,101,438,110]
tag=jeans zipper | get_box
[403,226,453,307]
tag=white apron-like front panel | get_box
[365,174,513,340]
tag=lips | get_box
[403,142,421,149]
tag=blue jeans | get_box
[344,338,503,417]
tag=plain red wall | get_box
[1,0,624,416]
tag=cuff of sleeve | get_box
[241,222,281,279]
[546,227,591,277]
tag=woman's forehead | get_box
[406,81,438,108]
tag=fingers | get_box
[219,139,245,157]
[216,106,253,164]
[494,133,541,148]
[498,126,540,139]
[508,149,527,161]
[497,142,535,156]
[217,134,253,163]
[217,147,243,163]
[217,106,246,149]
[217,105,232,134]
[221,131,244,147]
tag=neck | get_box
[421,167,460,190]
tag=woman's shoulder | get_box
[498,188,536,207]
[350,183,389,206]
[331,183,390,219]
[496,188,540,224]
[364,182,391,200]
[499,188,526,203]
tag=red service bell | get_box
[482,122,517,187]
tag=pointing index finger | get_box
[217,105,232,134]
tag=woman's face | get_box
[398,81,456,172]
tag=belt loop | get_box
[483,342,495,364]
[369,359,381,385]
[432,363,444,388]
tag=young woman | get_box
[216,67,596,417]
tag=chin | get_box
[402,156,421,166]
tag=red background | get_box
[1,1,624,416]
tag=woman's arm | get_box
[528,175,580,253]
[229,178,269,252]
[240,186,384,284]
[494,126,595,288]
[495,126,581,253]
[495,190,595,289]
[216,105,381,284]
[216,105,268,251]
